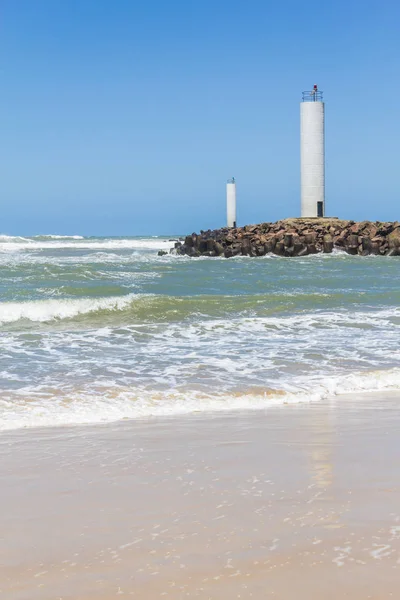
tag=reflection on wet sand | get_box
[309,407,334,491]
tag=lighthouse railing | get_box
[302,90,323,102]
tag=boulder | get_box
[198,239,208,253]
[255,245,266,256]
[283,233,293,247]
[241,239,252,255]
[334,229,348,246]
[369,242,380,255]
[350,221,368,234]
[264,241,274,254]
[231,243,242,256]
[214,242,224,256]
[184,235,193,247]
[293,242,306,256]
[206,239,215,252]
[364,223,378,238]
[388,228,400,249]
[345,234,359,255]
[323,234,334,253]
[304,232,317,245]
[274,241,285,256]
[297,246,309,257]
[360,236,373,254]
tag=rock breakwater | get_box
[167,218,400,258]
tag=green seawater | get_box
[0,234,399,430]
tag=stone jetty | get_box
[166,218,400,258]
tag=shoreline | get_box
[2,376,400,433]
[2,391,400,599]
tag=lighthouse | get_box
[226,177,237,228]
[300,85,325,218]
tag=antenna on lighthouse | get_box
[226,177,237,228]
[300,85,325,218]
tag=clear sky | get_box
[1,0,399,235]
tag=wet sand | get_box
[1,392,400,599]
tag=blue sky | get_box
[1,0,399,235]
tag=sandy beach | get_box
[3,1,400,597]
[1,391,400,599]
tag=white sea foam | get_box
[1,369,400,431]
[0,389,317,430]
[0,294,138,324]
[0,238,175,252]
[0,234,31,242]
[1,295,398,329]
[34,234,85,240]
[0,299,399,429]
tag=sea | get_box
[0,233,399,431]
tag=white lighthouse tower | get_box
[300,85,325,218]
[226,177,237,228]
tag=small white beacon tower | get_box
[300,85,325,217]
[226,177,237,228]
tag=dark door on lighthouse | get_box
[317,202,324,217]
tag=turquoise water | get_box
[0,234,399,430]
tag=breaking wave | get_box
[33,234,85,240]
[0,294,138,324]
[0,236,175,252]
[1,368,400,431]
[1,293,400,328]
[0,234,30,242]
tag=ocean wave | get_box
[0,238,175,252]
[0,234,31,242]
[1,293,400,327]
[33,234,85,240]
[1,368,400,431]
[0,294,139,324]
